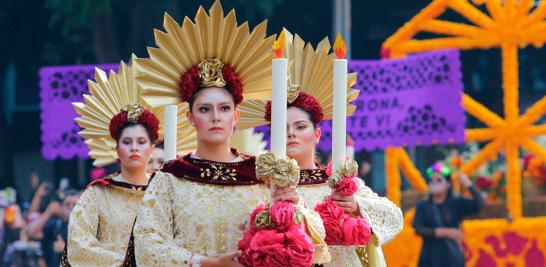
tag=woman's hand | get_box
[35,182,49,198]
[45,201,62,217]
[435,227,464,243]
[457,173,473,189]
[271,186,300,205]
[53,234,66,253]
[200,251,244,267]
[331,193,359,214]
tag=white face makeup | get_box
[286,106,321,162]
[117,124,154,170]
[147,147,165,173]
[187,87,239,145]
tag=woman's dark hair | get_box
[110,108,159,143]
[265,92,323,128]
[427,172,452,183]
[288,105,318,128]
[188,87,238,111]
[428,172,454,199]
[115,123,155,145]
[426,163,452,182]
[155,141,164,149]
[63,189,81,199]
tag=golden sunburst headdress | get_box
[137,0,276,108]
[237,29,359,130]
[72,56,196,167]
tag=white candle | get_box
[271,58,288,159]
[164,105,178,161]
[332,59,348,171]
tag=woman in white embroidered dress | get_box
[132,2,326,266]
[239,30,404,266]
[66,62,160,266]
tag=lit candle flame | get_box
[347,134,354,146]
[333,33,347,59]
[273,30,286,58]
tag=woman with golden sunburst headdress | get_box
[64,57,195,266]
[133,1,328,266]
[238,29,403,266]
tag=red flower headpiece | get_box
[109,104,159,142]
[264,92,324,124]
[179,59,243,104]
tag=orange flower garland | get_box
[385,147,402,206]
[517,97,546,127]
[506,144,523,218]
[465,129,496,142]
[381,1,546,265]
[462,217,546,267]
[382,0,546,219]
[460,140,504,176]
[384,147,429,207]
[396,148,428,191]
[462,94,505,127]
[383,216,546,267]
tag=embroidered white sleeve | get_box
[355,179,403,245]
[67,187,124,266]
[133,171,202,266]
[190,255,207,267]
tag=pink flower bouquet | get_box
[238,201,315,267]
[238,153,315,267]
[315,160,371,246]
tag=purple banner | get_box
[40,50,464,159]
[39,64,118,160]
[257,49,465,152]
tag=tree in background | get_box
[44,0,284,62]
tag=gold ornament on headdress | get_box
[72,56,197,167]
[198,59,226,88]
[287,85,301,104]
[137,0,276,107]
[121,104,144,123]
[237,28,359,130]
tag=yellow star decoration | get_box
[382,0,546,219]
